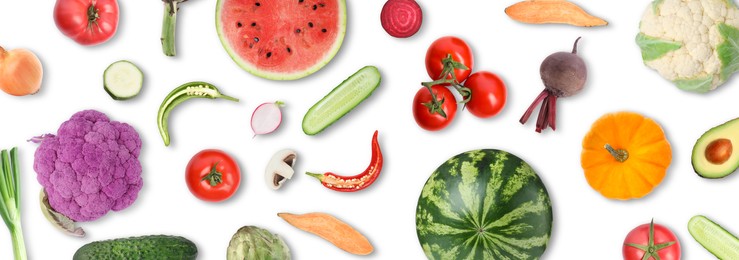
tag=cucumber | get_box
[302,66,381,135]
[688,215,739,259]
[104,60,143,100]
[73,235,198,260]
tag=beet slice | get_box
[380,0,423,38]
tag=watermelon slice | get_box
[216,0,347,81]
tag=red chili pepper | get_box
[306,130,382,192]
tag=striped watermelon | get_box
[415,149,553,259]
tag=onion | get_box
[0,46,43,96]
[251,101,284,137]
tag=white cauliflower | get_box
[637,0,739,92]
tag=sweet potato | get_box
[278,212,373,255]
[505,0,607,27]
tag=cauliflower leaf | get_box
[674,76,714,93]
[718,23,739,81]
[636,33,682,61]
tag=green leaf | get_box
[718,23,739,81]
[674,76,714,93]
[652,0,664,14]
[635,33,682,61]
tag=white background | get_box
[1,0,737,259]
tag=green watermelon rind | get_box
[415,149,553,260]
[215,0,347,81]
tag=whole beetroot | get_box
[33,110,143,222]
[520,37,587,132]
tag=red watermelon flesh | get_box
[216,0,346,80]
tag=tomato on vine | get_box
[425,36,474,82]
[412,85,457,131]
[464,71,507,118]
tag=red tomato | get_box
[186,149,241,202]
[425,36,474,82]
[54,0,119,46]
[464,71,507,118]
[623,221,681,260]
[413,85,457,131]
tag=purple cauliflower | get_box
[33,110,143,222]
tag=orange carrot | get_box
[505,0,607,27]
[278,212,373,255]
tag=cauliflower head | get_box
[33,110,143,222]
[637,0,739,92]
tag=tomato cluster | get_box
[413,36,508,131]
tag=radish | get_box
[520,37,587,133]
[380,0,423,38]
[251,101,285,137]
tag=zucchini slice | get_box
[104,60,143,100]
[688,215,739,259]
[302,66,381,135]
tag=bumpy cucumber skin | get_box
[302,66,381,135]
[689,215,739,259]
[73,235,198,260]
[104,60,143,101]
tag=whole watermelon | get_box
[416,149,553,259]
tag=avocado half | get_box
[692,118,739,178]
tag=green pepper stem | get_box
[217,93,239,102]
[305,172,324,181]
[161,1,178,56]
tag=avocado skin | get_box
[692,118,739,178]
[73,235,197,260]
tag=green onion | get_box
[0,147,27,260]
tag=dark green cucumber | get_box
[689,215,739,259]
[302,66,381,135]
[73,235,197,260]
[157,81,239,146]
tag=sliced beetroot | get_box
[381,0,423,38]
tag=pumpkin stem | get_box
[605,144,629,162]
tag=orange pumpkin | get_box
[581,111,672,200]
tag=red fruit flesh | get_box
[381,0,423,38]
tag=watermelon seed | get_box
[266,52,272,58]
[254,37,259,42]
[295,29,301,33]
[251,22,256,27]
[312,4,317,10]
[308,22,313,28]
[255,2,260,6]
[321,28,327,33]
[249,43,253,48]
[237,22,242,27]
[286,47,291,53]
[319,3,325,7]
[299,0,304,2]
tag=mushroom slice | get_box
[265,149,297,190]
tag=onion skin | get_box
[0,46,43,96]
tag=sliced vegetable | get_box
[104,60,143,100]
[278,212,373,255]
[689,215,739,259]
[185,149,241,202]
[380,0,423,38]
[73,235,198,260]
[0,46,42,96]
[306,131,382,192]
[157,81,239,146]
[0,147,27,260]
[252,101,284,137]
[40,190,84,237]
[227,226,290,260]
[520,37,587,133]
[161,0,189,56]
[505,0,607,27]
[302,66,381,135]
[265,149,297,190]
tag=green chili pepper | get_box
[157,81,239,146]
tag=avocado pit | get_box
[705,138,732,164]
